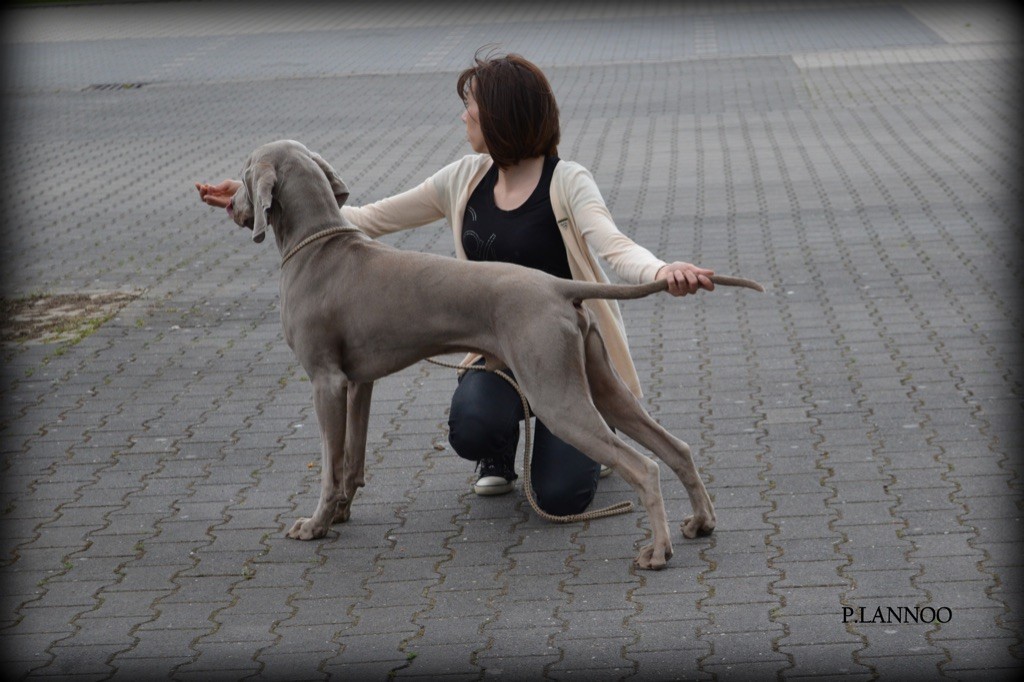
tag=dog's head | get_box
[228,140,351,243]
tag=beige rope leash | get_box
[280,225,359,267]
[426,356,634,524]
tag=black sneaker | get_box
[473,458,518,496]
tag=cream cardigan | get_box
[340,154,666,398]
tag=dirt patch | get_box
[1,291,142,344]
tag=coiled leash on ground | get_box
[425,356,635,523]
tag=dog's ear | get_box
[310,152,350,207]
[251,163,276,243]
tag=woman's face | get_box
[461,87,487,154]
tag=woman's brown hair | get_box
[457,51,560,169]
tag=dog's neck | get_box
[272,183,356,260]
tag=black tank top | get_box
[461,157,572,279]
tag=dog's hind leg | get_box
[507,334,674,569]
[537,396,675,569]
[288,371,348,540]
[333,381,373,524]
[583,326,716,540]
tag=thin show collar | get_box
[279,223,360,267]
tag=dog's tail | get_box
[556,274,765,304]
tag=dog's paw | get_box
[634,542,673,571]
[681,512,716,539]
[286,517,327,540]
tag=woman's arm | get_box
[197,171,447,239]
[565,165,713,296]
[340,177,445,239]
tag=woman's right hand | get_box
[195,179,241,209]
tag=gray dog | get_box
[226,140,763,570]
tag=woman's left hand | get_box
[656,262,715,296]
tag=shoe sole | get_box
[473,479,514,496]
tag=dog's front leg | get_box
[333,381,373,524]
[288,374,348,540]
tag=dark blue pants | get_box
[447,363,601,516]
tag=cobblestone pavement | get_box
[1,1,1021,679]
